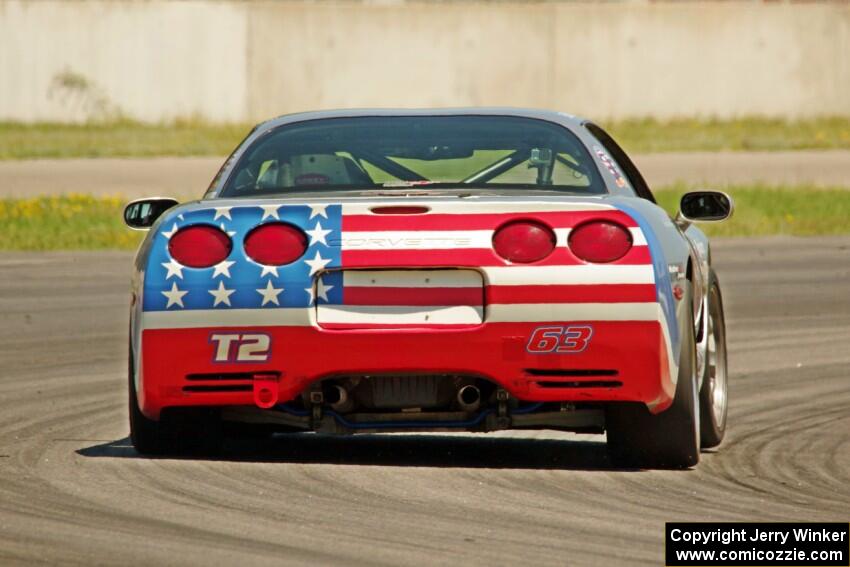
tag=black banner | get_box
[666,523,849,566]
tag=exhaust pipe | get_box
[325,384,352,412]
[456,385,481,412]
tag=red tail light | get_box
[568,220,633,263]
[244,223,308,265]
[492,220,556,264]
[168,225,231,268]
[370,206,430,215]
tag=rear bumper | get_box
[138,320,675,420]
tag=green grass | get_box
[0,194,143,250]
[0,120,252,160]
[606,117,850,153]
[655,184,850,237]
[2,117,850,159]
[1,186,848,251]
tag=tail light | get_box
[244,223,308,265]
[370,206,430,215]
[568,220,633,263]
[492,220,556,263]
[168,225,231,268]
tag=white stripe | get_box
[341,230,492,250]
[485,264,655,285]
[140,300,665,330]
[341,201,614,215]
[317,305,483,325]
[487,302,663,323]
[343,269,482,288]
[141,308,312,330]
[341,227,646,249]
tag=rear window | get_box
[219,116,605,197]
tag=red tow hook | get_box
[253,372,280,409]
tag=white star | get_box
[177,214,185,221]
[304,250,331,276]
[219,222,236,237]
[161,223,179,239]
[256,280,283,306]
[259,265,279,278]
[317,277,334,302]
[260,204,280,220]
[305,221,332,246]
[208,281,235,307]
[309,204,328,219]
[161,282,187,309]
[213,206,232,221]
[212,260,235,278]
[304,286,315,305]
[161,259,184,280]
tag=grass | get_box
[0,120,252,160]
[0,194,142,250]
[2,117,850,159]
[607,117,850,153]
[1,186,849,251]
[654,184,850,237]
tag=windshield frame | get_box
[216,114,608,199]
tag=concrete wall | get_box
[0,0,247,122]
[1,1,849,123]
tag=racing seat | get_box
[282,154,373,187]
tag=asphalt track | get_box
[0,237,848,566]
[2,151,850,200]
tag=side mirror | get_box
[123,197,179,230]
[675,191,733,229]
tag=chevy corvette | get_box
[123,109,731,468]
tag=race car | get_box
[123,108,731,468]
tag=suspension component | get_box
[496,389,511,428]
[309,388,324,427]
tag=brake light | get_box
[568,220,633,263]
[370,206,430,215]
[244,223,308,265]
[492,220,556,263]
[168,225,231,268]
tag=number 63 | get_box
[526,325,593,354]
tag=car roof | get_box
[253,107,589,133]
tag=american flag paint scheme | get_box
[126,109,731,468]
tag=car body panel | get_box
[129,108,715,429]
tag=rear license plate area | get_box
[316,269,484,329]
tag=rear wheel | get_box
[129,367,167,455]
[128,346,223,456]
[606,283,700,469]
[698,271,728,449]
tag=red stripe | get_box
[344,286,483,306]
[342,210,638,231]
[342,245,650,268]
[487,284,657,304]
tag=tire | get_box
[606,282,700,469]
[698,271,728,449]
[128,344,223,456]
[128,346,169,455]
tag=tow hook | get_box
[496,389,511,429]
[253,373,280,409]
